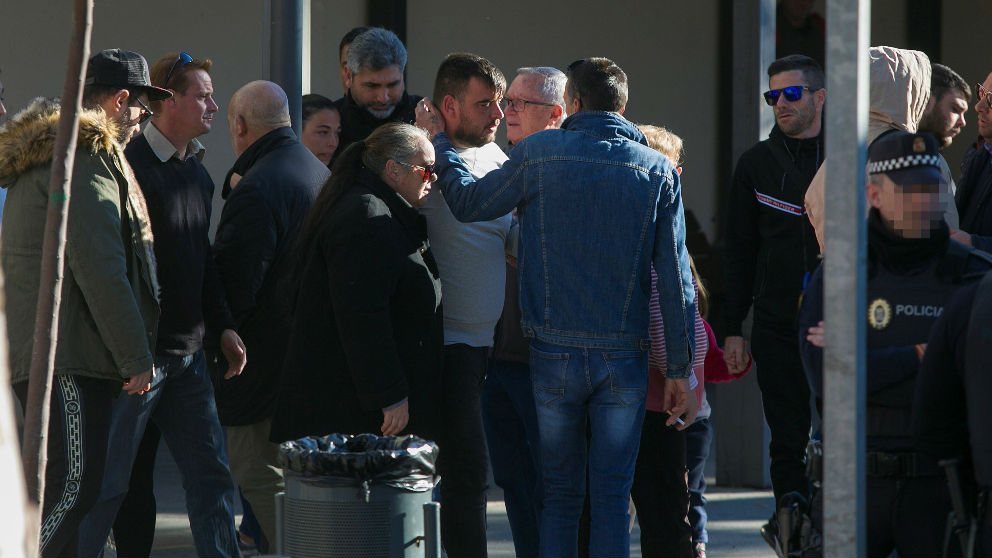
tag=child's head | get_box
[638,124,684,168]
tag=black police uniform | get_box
[914,266,992,557]
[797,132,992,557]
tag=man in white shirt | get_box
[420,52,510,558]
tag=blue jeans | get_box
[78,351,239,557]
[530,340,647,558]
[482,359,542,557]
[686,418,712,545]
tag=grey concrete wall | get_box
[2,0,272,234]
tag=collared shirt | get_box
[143,122,206,162]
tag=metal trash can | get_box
[275,433,440,558]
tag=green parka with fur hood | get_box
[0,98,160,385]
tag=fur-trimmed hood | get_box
[0,97,123,186]
[0,97,160,300]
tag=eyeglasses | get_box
[164,51,194,88]
[133,96,154,124]
[763,85,816,106]
[399,161,435,181]
[977,83,992,107]
[500,97,557,112]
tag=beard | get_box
[364,104,397,120]
[775,100,816,137]
[917,112,954,148]
[116,110,137,144]
[451,120,497,148]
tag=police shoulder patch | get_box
[869,298,892,330]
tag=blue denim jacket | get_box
[432,111,695,378]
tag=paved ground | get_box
[146,444,775,557]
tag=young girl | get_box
[632,125,752,558]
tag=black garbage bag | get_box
[277,433,438,492]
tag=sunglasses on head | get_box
[164,51,194,89]
[399,161,435,181]
[763,85,815,106]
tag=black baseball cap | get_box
[85,49,172,102]
[866,131,943,187]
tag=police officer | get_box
[914,234,992,557]
[798,131,992,557]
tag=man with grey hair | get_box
[212,80,329,551]
[504,66,566,146]
[334,26,423,158]
[483,65,567,558]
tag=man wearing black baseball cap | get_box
[0,48,163,557]
[797,131,992,556]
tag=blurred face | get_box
[390,139,435,208]
[505,74,560,144]
[167,69,218,139]
[301,108,341,165]
[449,77,503,148]
[768,70,823,138]
[975,73,992,139]
[351,64,404,119]
[867,174,947,238]
[918,90,968,148]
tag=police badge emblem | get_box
[868,298,892,329]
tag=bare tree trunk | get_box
[20,0,94,549]
[0,275,31,558]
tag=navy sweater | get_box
[125,135,234,355]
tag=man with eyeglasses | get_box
[722,53,825,553]
[951,73,992,253]
[0,49,166,558]
[479,65,567,558]
[78,51,245,558]
[417,52,509,558]
[418,56,697,558]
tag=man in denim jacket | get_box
[417,57,696,558]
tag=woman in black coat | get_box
[270,122,443,444]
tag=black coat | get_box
[956,146,992,252]
[332,90,422,163]
[269,169,444,444]
[211,127,329,425]
[724,125,823,335]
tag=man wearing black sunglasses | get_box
[723,53,825,553]
[0,48,168,558]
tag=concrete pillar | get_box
[822,0,870,554]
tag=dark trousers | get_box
[112,422,160,557]
[630,410,693,558]
[866,476,955,558]
[481,358,541,557]
[15,376,117,558]
[686,418,712,545]
[438,344,490,557]
[752,323,812,504]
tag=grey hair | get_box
[362,122,429,174]
[346,27,408,75]
[516,66,567,108]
